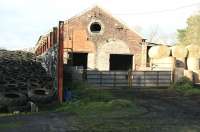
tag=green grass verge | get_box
[55,82,149,131]
[0,121,25,129]
[56,99,136,114]
[58,82,138,114]
[183,88,200,96]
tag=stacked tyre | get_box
[29,88,53,104]
[0,50,54,112]
[0,92,27,112]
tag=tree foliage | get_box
[177,12,200,46]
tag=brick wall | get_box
[63,6,144,70]
[35,6,144,71]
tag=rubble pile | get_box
[0,50,54,112]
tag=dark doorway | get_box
[147,46,151,67]
[68,52,88,69]
[109,54,133,71]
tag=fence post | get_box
[144,71,146,87]
[171,70,174,83]
[114,72,116,88]
[82,69,87,81]
[128,70,132,88]
[100,71,102,87]
[157,71,159,87]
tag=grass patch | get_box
[183,88,200,96]
[56,99,135,114]
[56,82,148,131]
[59,82,136,113]
[69,82,114,102]
[0,121,25,129]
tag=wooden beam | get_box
[53,27,58,44]
[50,32,53,47]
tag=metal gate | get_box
[85,70,172,88]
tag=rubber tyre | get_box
[0,92,27,107]
[28,88,53,104]
[0,105,7,113]
[29,82,41,89]
[7,103,30,113]
[4,83,19,92]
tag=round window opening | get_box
[90,22,101,33]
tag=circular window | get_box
[90,22,101,33]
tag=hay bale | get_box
[186,44,200,58]
[187,58,200,71]
[151,57,175,71]
[184,70,193,81]
[148,45,170,59]
[193,70,200,83]
[171,45,188,58]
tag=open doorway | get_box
[147,46,151,67]
[68,52,88,69]
[109,54,133,71]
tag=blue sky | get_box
[0,0,200,50]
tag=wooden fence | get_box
[84,70,172,88]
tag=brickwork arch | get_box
[96,39,133,70]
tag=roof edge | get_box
[64,5,145,39]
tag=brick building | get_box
[35,6,147,71]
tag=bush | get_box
[175,77,192,86]
[172,77,193,91]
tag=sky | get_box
[0,0,200,50]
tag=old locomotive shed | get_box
[34,6,153,102]
[35,6,145,71]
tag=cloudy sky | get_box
[0,0,200,50]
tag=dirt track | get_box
[0,89,200,132]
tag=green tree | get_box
[177,12,200,46]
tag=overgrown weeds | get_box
[67,81,114,102]
[172,77,193,91]
[171,77,200,95]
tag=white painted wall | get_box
[87,53,95,69]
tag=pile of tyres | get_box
[0,50,54,112]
